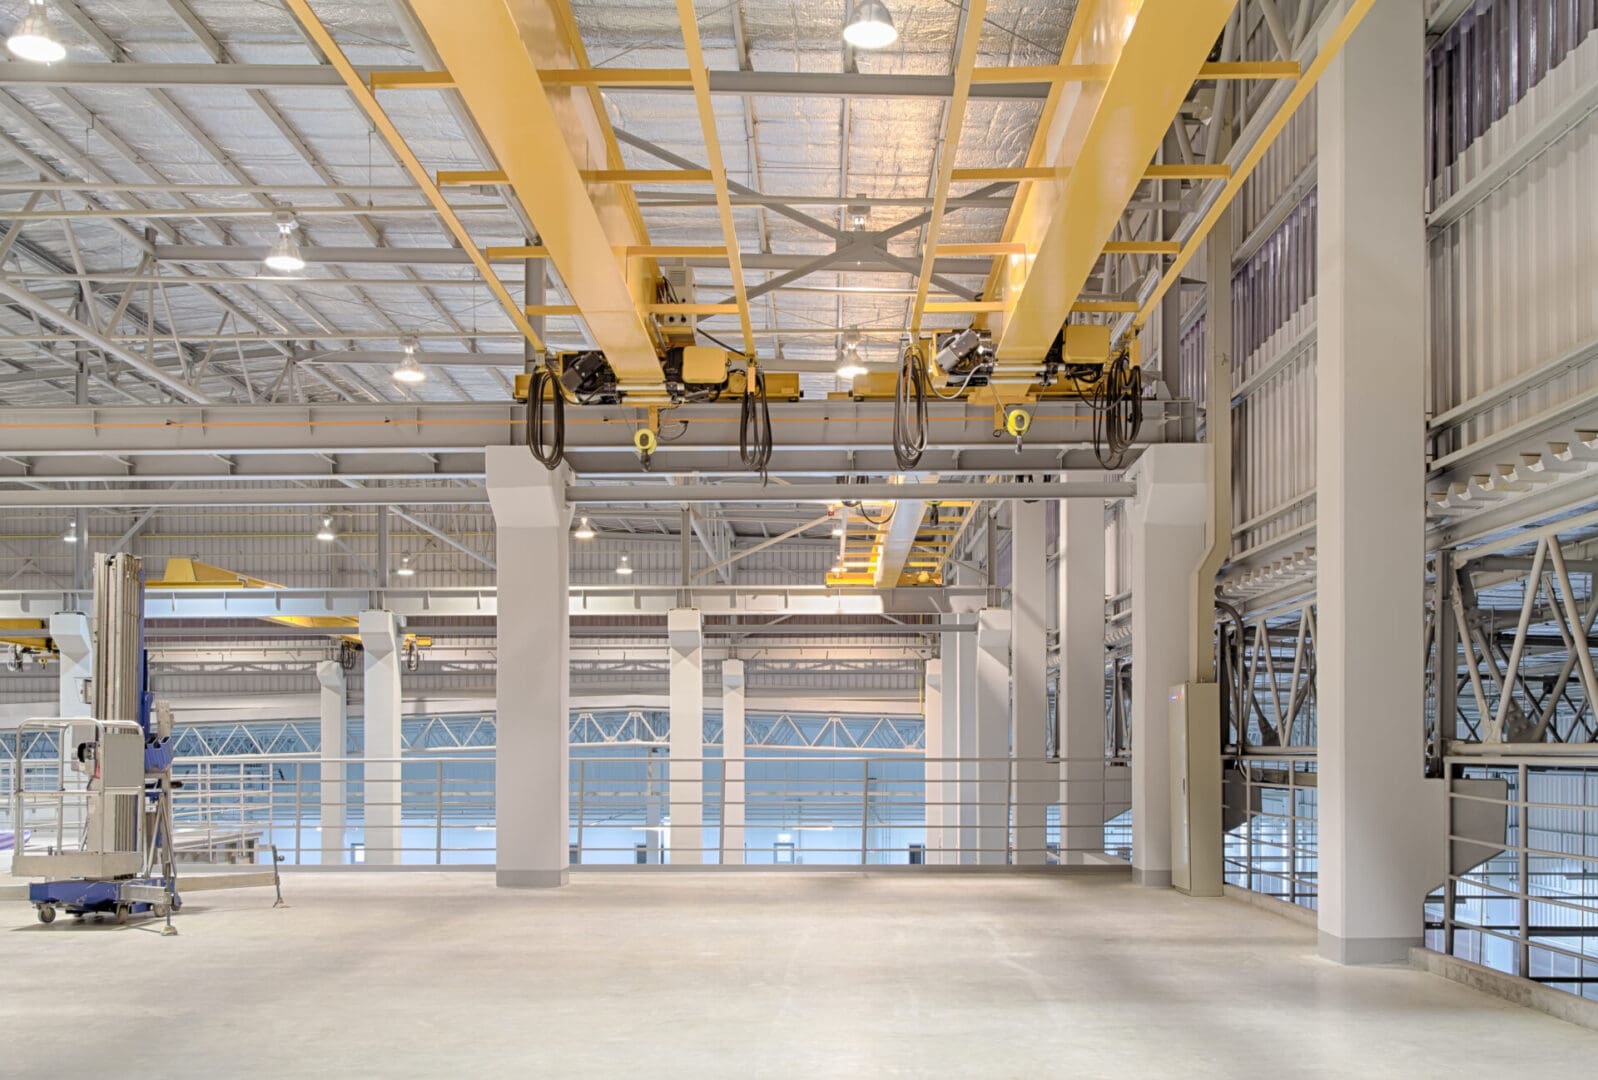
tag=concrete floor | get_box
[4,872,1596,1078]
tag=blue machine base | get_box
[30,878,181,917]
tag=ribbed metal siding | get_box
[1428,27,1598,455]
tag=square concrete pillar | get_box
[1058,496,1108,861]
[668,608,704,865]
[358,609,403,866]
[316,659,347,866]
[720,658,745,865]
[1126,445,1209,886]
[486,445,571,887]
[1010,500,1051,864]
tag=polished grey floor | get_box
[4,871,1595,1078]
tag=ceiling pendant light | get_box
[573,516,596,541]
[392,337,426,385]
[315,516,337,543]
[8,2,66,64]
[61,518,78,544]
[263,215,305,274]
[615,554,634,576]
[843,0,897,49]
[395,555,416,577]
[836,334,867,381]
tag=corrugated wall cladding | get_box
[1428,29,1598,458]
[1231,89,1318,250]
[1178,189,1319,562]
[1427,0,1598,199]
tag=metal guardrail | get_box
[1430,751,1598,1004]
[1222,755,1318,909]
[3,753,1133,869]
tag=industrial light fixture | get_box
[263,215,306,273]
[836,333,867,380]
[846,196,871,231]
[831,524,844,537]
[830,562,844,575]
[61,518,78,544]
[843,0,897,49]
[395,555,416,577]
[315,516,337,543]
[573,516,596,540]
[615,554,634,576]
[392,337,426,385]
[7,2,66,63]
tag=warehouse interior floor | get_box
[3,872,1595,1078]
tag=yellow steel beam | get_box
[1199,60,1301,79]
[1072,301,1140,314]
[674,0,755,355]
[412,0,664,388]
[934,242,1028,257]
[282,0,545,355]
[990,0,1237,364]
[1133,0,1377,334]
[926,300,1007,314]
[581,169,712,184]
[910,0,991,334]
[644,302,739,316]
[621,244,728,259]
[0,617,49,651]
[525,305,581,317]
[951,164,1230,183]
[367,70,454,90]
[437,170,508,186]
[1104,240,1180,255]
[540,67,693,87]
[486,245,550,261]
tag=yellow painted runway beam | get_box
[1133,0,1378,334]
[1105,241,1180,255]
[970,60,1299,84]
[486,245,550,261]
[934,242,1028,257]
[412,0,664,388]
[621,245,728,259]
[581,169,712,184]
[674,0,755,355]
[991,0,1237,364]
[437,170,508,186]
[910,0,990,334]
[953,164,1229,183]
[283,0,544,355]
[540,68,694,88]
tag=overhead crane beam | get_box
[984,0,1238,364]
[410,0,666,392]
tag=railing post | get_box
[1442,760,1456,959]
[1517,762,1530,978]
[436,759,445,866]
[574,759,585,866]
[860,759,870,866]
[294,761,303,866]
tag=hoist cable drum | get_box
[1090,345,1142,468]
[526,363,566,469]
[893,341,929,470]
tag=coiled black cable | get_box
[893,342,929,470]
[738,364,773,481]
[526,365,565,469]
[1090,347,1143,468]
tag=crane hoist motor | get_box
[928,323,1114,395]
[514,348,800,406]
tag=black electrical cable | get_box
[1090,347,1143,468]
[738,365,773,481]
[526,365,566,469]
[893,342,929,470]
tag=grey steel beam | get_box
[0,63,1053,99]
[152,245,996,276]
[570,482,1135,504]
[0,486,489,508]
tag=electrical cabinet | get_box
[1169,682,1223,896]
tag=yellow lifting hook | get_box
[1004,407,1032,453]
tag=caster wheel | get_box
[113,905,130,925]
[36,905,55,925]
[72,913,84,921]
[153,903,169,919]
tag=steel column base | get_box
[1318,931,1420,965]
[496,869,569,889]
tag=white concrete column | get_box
[974,609,1011,865]
[922,657,945,863]
[720,658,745,865]
[316,660,347,865]
[47,611,92,719]
[1010,501,1051,864]
[1058,496,1107,861]
[358,609,403,867]
[1316,0,1440,964]
[486,445,571,887]
[668,608,704,865]
[950,618,979,862]
[1125,445,1209,886]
